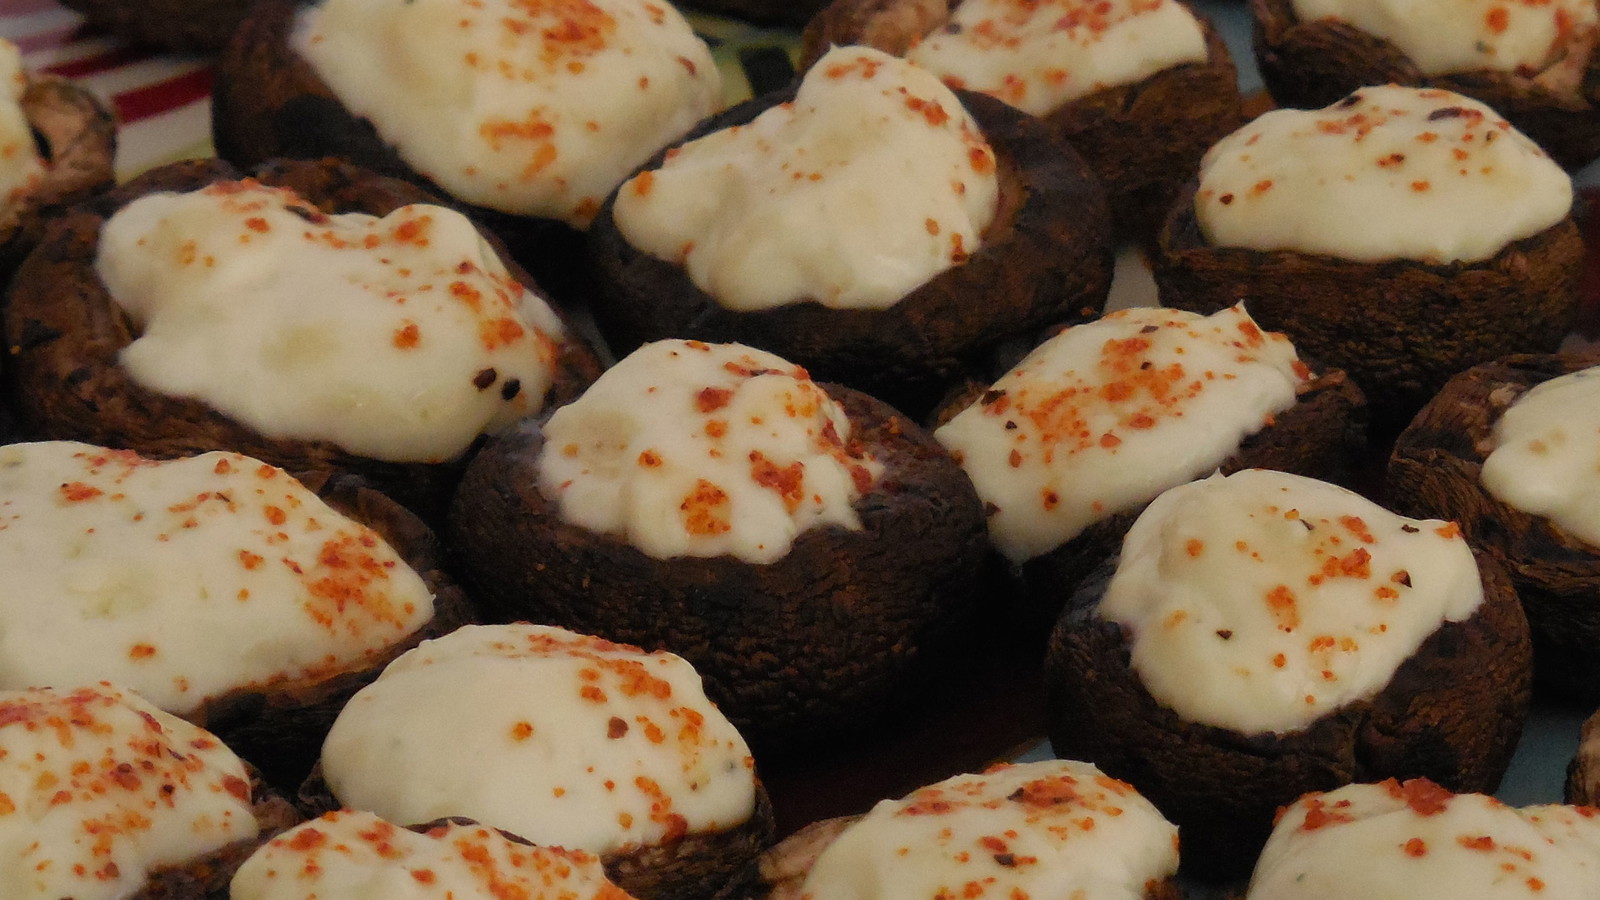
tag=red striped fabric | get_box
[112,66,212,123]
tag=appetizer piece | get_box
[0,37,114,276]
[590,46,1112,416]
[749,759,1180,900]
[57,0,260,52]
[1252,0,1600,169]
[305,623,772,900]
[233,810,637,900]
[801,0,1242,241]
[0,441,475,787]
[448,339,989,748]
[5,157,598,518]
[1388,352,1600,702]
[1155,85,1583,430]
[934,304,1365,628]
[1248,779,1600,898]
[0,682,300,900]
[212,0,722,293]
[1568,706,1600,806]
[1046,469,1531,879]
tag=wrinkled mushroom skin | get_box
[1388,352,1600,704]
[211,0,594,299]
[587,89,1114,419]
[185,471,479,792]
[1251,0,1600,170]
[3,157,601,523]
[58,0,259,52]
[0,75,116,276]
[447,386,992,752]
[800,0,1243,242]
[1018,360,1367,637]
[1565,707,1600,805]
[1154,186,1584,434]
[133,770,302,900]
[1044,549,1531,882]
[298,773,777,900]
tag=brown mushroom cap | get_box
[3,156,601,522]
[0,73,116,276]
[587,88,1114,418]
[1044,547,1531,881]
[1153,184,1584,434]
[1387,352,1600,703]
[1251,0,1600,170]
[1565,706,1600,806]
[445,384,992,752]
[800,0,1243,242]
[56,0,259,52]
[297,769,777,900]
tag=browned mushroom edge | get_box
[0,73,116,275]
[127,766,303,900]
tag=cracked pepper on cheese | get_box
[231,810,636,900]
[0,441,435,715]
[1196,85,1572,264]
[906,0,1208,116]
[538,339,882,564]
[1102,469,1483,735]
[97,180,565,463]
[1248,779,1600,899]
[0,39,42,224]
[612,46,998,311]
[320,623,758,855]
[1480,364,1600,549]
[934,304,1308,563]
[1289,0,1599,78]
[0,683,259,900]
[291,0,721,227]
[798,759,1179,900]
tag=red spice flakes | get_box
[510,721,535,741]
[1265,584,1301,632]
[968,146,995,174]
[1185,538,1204,558]
[749,451,806,512]
[58,481,104,503]
[1435,522,1462,540]
[680,479,732,535]
[411,869,437,885]
[1377,152,1406,168]
[1041,489,1060,510]
[393,322,421,349]
[1271,653,1287,668]
[905,95,950,126]
[1458,834,1496,851]
[1338,515,1375,543]
[1403,837,1428,857]
[608,716,628,739]
[638,450,663,469]
[1411,180,1432,192]
[1009,774,1083,808]
[1099,432,1121,448]
[128,644,157,661]
[1298,795,1355,831]
[632,170,655,196]
[926,217,941,235]
[1384,778,1454,816]
[1250,179,1274,195]
[239,550,264,570]
[1485,5,1510,32]
[696,386,733,413]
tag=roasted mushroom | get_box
[57,0,260,52]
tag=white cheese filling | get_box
[612,46,999,312]
[934,304,1307,564]
[0,39,42,224]
[1249,780,1600,899]
[320,623,758,855]
[1289,0,1600,77]
[907,0,1208,115]
[539,340,882,564]
[98,181,565,463]
[1102,469,1484,735]
[799,759,1178,900]
[1196,85,1571,264]
[1481,364,1600,549]
[0,442,435,715]
[231,810,631,900]
[0,683,259,900]
[292,0,721,227]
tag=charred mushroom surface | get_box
[3,157,599,521]
[588,85,1113,417]
[1251,0,1600,169]
[1388,352,1600,703]
[57,0,260,52]
[448,380,990,751]
[800,0,1242,241]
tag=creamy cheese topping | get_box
[798,759,1178,900]
[292,0,720,227]
[0,683,259,900]
[320,624,758,855]
[612,46,999,311]
[0,39,42,224]
[1481,365,1600,549]
[1248,779,1600,899]
[0,442,435,715]
[934,305,1307,564]
[1196,85,1571,264]
[538,340,882,564]
[906,0,1208,116]
[1101,469,1484,735]
[98,181,564,463]
[231,810,636,900]
[1289,0,1599,77]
